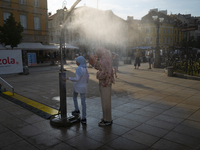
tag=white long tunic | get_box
[68,67,89,93]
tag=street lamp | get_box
[50,0,81,127]
[152,16,164,68]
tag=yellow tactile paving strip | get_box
[3,91,58,115]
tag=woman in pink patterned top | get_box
[90,47,115,126]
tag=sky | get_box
[48,0,200,20]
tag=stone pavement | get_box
[0,61,200,150]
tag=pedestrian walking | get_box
[64,56,89,124]
[134,49,141,69]
[89,47,115,126]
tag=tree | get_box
[0,13,24,49]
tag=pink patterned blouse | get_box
[94,61,115,87]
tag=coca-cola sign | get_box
[0,57,19,65]
[0,50,23,75]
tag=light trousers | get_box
[73,91,86,119]
[99,85,112,122]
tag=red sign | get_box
[181,25,198,32]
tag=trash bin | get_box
[23,66,29,75]
[167,66,173,77]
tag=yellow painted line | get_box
[3,91,58,115]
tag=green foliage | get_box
[0,13,24,49]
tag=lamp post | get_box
[50,0,81,127]
[152,16,164,68]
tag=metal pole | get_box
[154,19,161,68]
[50,0,82,127]
[59,72,66,119]
[59,28,67,119]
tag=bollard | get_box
[0,84,1,93]
[167,66,174,77]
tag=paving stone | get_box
[114,117,141,129]
[26,132,61,150]
[66,134,103,150]
[96,145,115,150]
[98,123,130,136]
[132,109,159,118]
[0,124,9,134]
[164,131,200,149]
[135,123,169,138]
[85,128,118,144]
[107,137,149,150]
[173,125,200,139]
[122,129,159,146]
[47,127,78,141]
[13,125,44,138]
[152,139,192,150]
[180,119,200,130]
[1,140,38,150]
[0,131,23,148]
[146,118,177,131]
[45,142,76,150]
[2,118,29,130]
[155,114,185,124]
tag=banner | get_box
[0,50,23,75]
[28,53,37,66]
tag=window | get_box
[19,0,26,4]
[3,12,11,20]
[145,28,149,34]
[34,17,40,30]
[163,28,166,34]
[171,29,173,34]
[167,37,169,44]
[33,0,39,7]
[167,29,169,34]
[171,37,173,44]
[20,15,27,29]
[163,37,165,43]
[146,38,149,44]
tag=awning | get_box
[5,43,46,50]
[43,45,59,50]
[64,43,79,49]
[5,42,79,50]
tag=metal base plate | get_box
[50,113,80,127]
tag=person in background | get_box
[89,47,115,126]
[134,49,141,69]
[146,48,153,69]
[112,52,119,78]
[64,56,89,124]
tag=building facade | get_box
[0,0,49,45]
[171,13,200,41]
[48,5,129,55]
[139,9,175,54]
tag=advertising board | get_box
[28,53,37,66]
[0,50,23,75]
